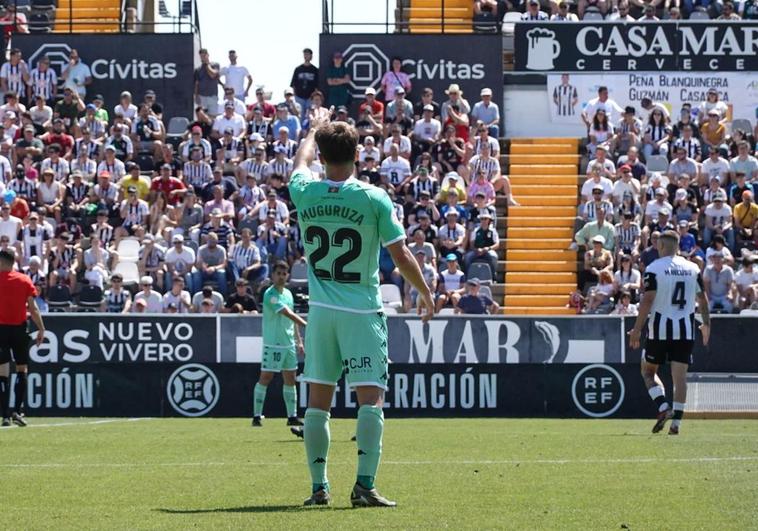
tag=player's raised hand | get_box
[309,112,331,132]
[417,290,435,323]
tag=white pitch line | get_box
[0,418,153,429]
[1,456,757,469]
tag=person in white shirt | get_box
[380,144,412,191]
[697,88,729,122]
[133,276,163,313]
[411,105,441,158]
[607,0,634,19]
[703,191,734,249]
[735,257,758,310]
[521,0,550,19]
[551,1,579,20]
[162,276,193,313]
[212,102,246,138]
[582,86,625,130]
[644,188,673,225]
[701,150,731,183]
[60,49,91,98]
[114,91,138,122]
[637,4,660,20]
[383,126,412,159]
[220,50,253,101]
[358,136,381,166]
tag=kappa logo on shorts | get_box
[571,364,625,418]
[166,363,220,417]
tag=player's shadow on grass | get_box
[156,506,353,514]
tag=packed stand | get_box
[573,85,758,315]
[0,46,509,315]
[473,0,758,23]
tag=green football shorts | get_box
[261,345,298,373]
[303,305,389,390]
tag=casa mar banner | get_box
[546,72,758,124]
[514,22,758,72]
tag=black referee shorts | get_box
[643,339,694,366]
[0,324,32,365]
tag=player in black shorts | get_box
[0,250,46,427]
[629,231,710,435]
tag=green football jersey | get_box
[262,285,295,347]
[289,171,406,311]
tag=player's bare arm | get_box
[388,240,435,322]
[629,288,656,350]
[293,115,330,173]
[696,291,710,346]
[27,296,45,346]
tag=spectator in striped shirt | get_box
[0,49,29,102]
[614,212,641,263]
[671,124,701,163]
[200,208,235,249]
[63,171,90,219]
[27,56,56,108]
[228,227,267,285]
[237,145,269,184]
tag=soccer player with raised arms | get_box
[629,230,710,435]
[252,261,307,431]
[290,115,435,507]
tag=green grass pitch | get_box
[2,418,757,530]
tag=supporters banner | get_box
[14,33,197,121]
[546,72,758,124]
[514,22,758,73]
[29,315,217,364]
[16,362,654,418]
[319,34,503,122]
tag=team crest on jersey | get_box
[270,296,279,304]
[328,186,340,193]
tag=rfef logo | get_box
[571,364,625,418]
[167,363,220,417]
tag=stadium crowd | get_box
[573,85,758,315]
[0,45,506,315]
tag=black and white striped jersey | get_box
[29,67,57,100]
[643,255,703,341]
[105,289,131,313]
[553,84,577,116]
[614,222,641,250]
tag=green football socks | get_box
[283,385,297,418]
[356,404,384,490]
[304,408,331,492]
[253,383,267,417]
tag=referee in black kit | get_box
[0,249,45,427]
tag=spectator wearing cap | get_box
[194,49,221,116]
[164,234,196,292]
[103,124,134,163]
[643,186,673,225]
[616,146,647,181]
[359,87,385,122]
[224,277,260,314]
[358,136,381,166]
[698,88,729,123]
[410,104,442,160]
[700,109,728,159]
[471,88,500,138]
[332,106,355,128]
[194,232,228,297]
[249,189,289,225]
[380,144,412,192]
[102,273,131,313]
[282,86,303,125]
[521,0,550,20]
[729,141,758,183]
[437,209,467,264]
[91,172,119,217]
[132,276,162,313]
[456,278,499,314]
[404,249,438,313]
[384,86,414,126]
[671,187,698,227]
[380,56,412,103]
[433,253,464,310]
[581,234,614,290]
[162,276,192,313]
[290,47,319,120]
[200,207,235,249]
[120,162,150,200]
[271,103,301,140]
[464,212,499,277]
[78,103,106,140]
[439,171,467,203]
[326,51,351,108]
[228,227,267,285]
[704,251,736,313]
[212,100,246,140]
[116,184,149,241]
[734,190,758,248]
[735,256,758,310]
[62,171,91,218]
[15,125,44,164]
[703,190,734,250]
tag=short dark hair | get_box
[315,122,359,165]
[598,86,608,93]
[273,260,289,274]
[0,249,14,266]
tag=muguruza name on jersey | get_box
[298,205,365,225]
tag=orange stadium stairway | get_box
[399,0,474,33]
[501,138,581,315]
[54,0,122,33]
